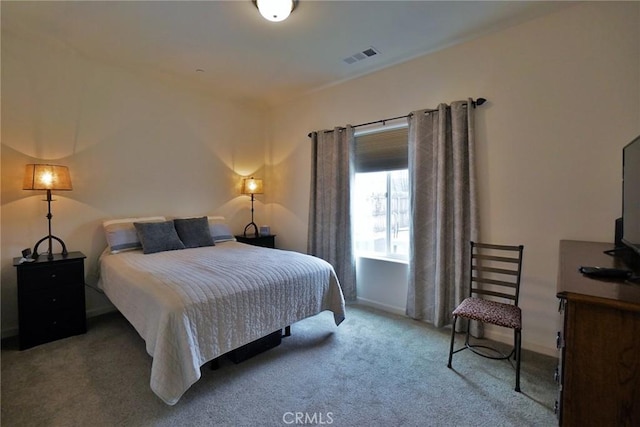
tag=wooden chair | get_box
[447,241,524,392]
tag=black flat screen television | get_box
[621,134,640,268]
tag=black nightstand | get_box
[235,235,276,249]
[13,252,87,350]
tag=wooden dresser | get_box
[556,240,640,426]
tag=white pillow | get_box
[103,216,166,253]
[207,216,236,242]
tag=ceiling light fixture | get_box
[254,0,298,22]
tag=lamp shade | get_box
[241,177,263,195]
[23,164,73,191]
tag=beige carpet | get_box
[1,304,558,426]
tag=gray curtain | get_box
[406,100,479,328]
[308,126,356,301]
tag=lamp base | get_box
[33,235,68,260]
[243,222,260,238]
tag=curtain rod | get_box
[307,97,487,138]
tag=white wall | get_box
[1,31,267,336]
[356,257,408,315]
[267,2,640,355]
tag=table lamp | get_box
[241,177,263,237]
[23,164,72,260]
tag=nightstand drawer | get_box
[20,309,86,348]
[22,286,83,312]
[17,261,84,291]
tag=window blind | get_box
[355,126,408,172]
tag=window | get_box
[353,125,409,261]
[353,170,409,259]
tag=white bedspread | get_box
[98,242,345,405]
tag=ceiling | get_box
[2,1,572,107]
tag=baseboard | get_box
[355,297,405,316]
[355,298,556,357]
[1,326,19,340]
[86,306,117,318]
[482,328,556,357]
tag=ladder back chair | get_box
[447,241,524,392]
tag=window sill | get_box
[356,253,409,265]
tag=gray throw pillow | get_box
[134,220,186,254]
[173,217,215,249]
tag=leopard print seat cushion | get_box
[453,297,521,330]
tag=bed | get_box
[98,216,345,405]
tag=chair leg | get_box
[515,328,522,392]
[447,316,457,368]
[464,318,471,347]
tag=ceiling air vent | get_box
[343,47,380,65]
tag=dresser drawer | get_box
[17,261,84,291]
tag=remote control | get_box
[578,266,632,279]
